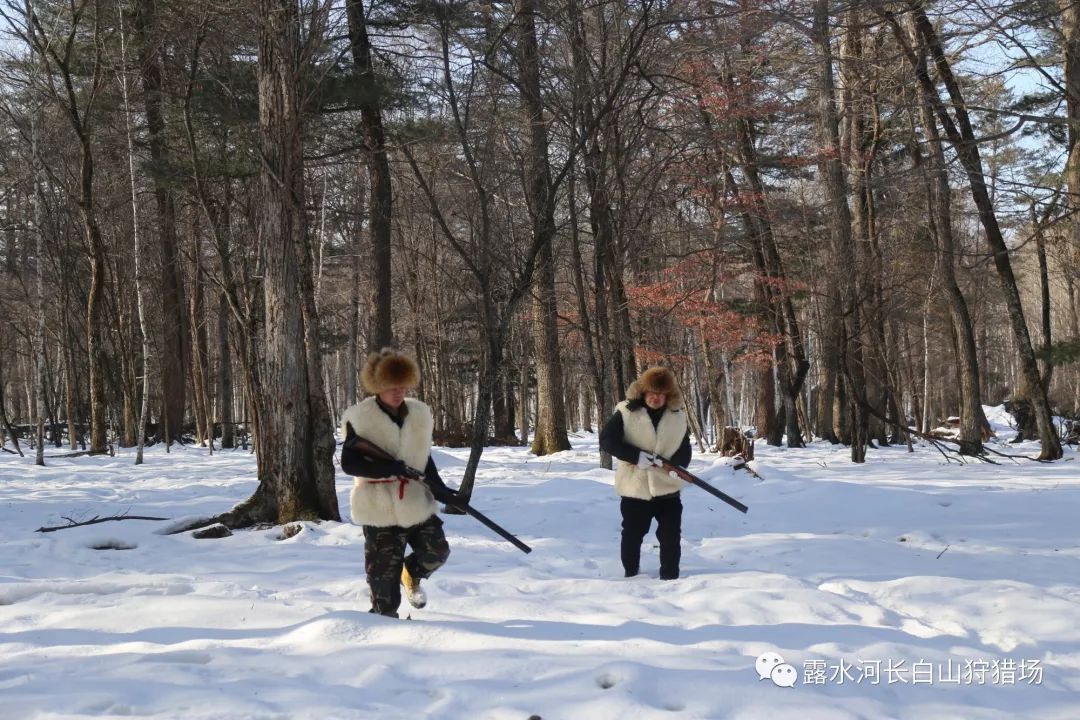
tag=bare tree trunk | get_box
[0,346,23,455]
[722,351,737,429]
[566,140,610,464]
[755,364,774,441]
[519,0,570,456]
[1068,273,1080,414]
[1062,0,1080,415]
[345,0,392,352]
[503,366,518,439]
[346,164,363,406]
[885,319,907,443]
[519,358,530,445]
[135,0,187,445]
[457,308,509,500]
[816,306,841,442]
[492,361,510,441]
[216,183,237,453]
[767,346,785,446]
[221,0,340,527]
[700,332,726,445]
[85,217,107,452]
[60,281,78,450]
[920,269,934,432]
[689,345,710,449]
[609,259,637,394]
[564,375,579,433]
[843,10,889,446]
[217,291,234,449]
[913,55,983,454]
[26,0,46,465]
[189,228,212,447]
[581,376,592,432]
[117,325,137,448]
[1033,203,1053,390]
[814,0,866,462]
[118,2,151,463]
[566,0,612,458]
[1060,0,1080,374]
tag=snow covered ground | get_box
[2,410,1079,719]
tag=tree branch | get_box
[36,512,168,533]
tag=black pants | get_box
[621,493,682,579]
[363,515,450,617]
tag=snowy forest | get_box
[4,2,1080,717]
[1,0,1079,518]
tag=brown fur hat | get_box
[361,348,420,394]
[626,366,683,410]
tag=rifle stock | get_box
[349,435,532,554]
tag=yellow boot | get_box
[401,565,427,608]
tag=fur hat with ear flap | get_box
[361,348,420,395]
[626,366,683,410]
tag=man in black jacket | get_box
[599,366,691,580]
[340,349,457,617]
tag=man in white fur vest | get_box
[599,366,692,580]
[339,349,457,617]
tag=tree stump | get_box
[719,426,754,461]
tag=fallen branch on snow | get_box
[858,400,1053,464]
[978,444,1054,464]
[35,512,168,533]
[44,449,112,459]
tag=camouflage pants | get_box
[363,514,450,617]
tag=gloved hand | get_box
[387,459,410,477]
[637,451,657,469]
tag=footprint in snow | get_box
[596,673,620,689]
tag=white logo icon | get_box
[771,663,798,687]
[755,651,784,681]
[755,652,798,687]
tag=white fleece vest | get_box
[340,397,438,528]
[613,400,688,500]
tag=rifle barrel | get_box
[351,435,533,553]
[661,461,749,514]
[452,500,533,554]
